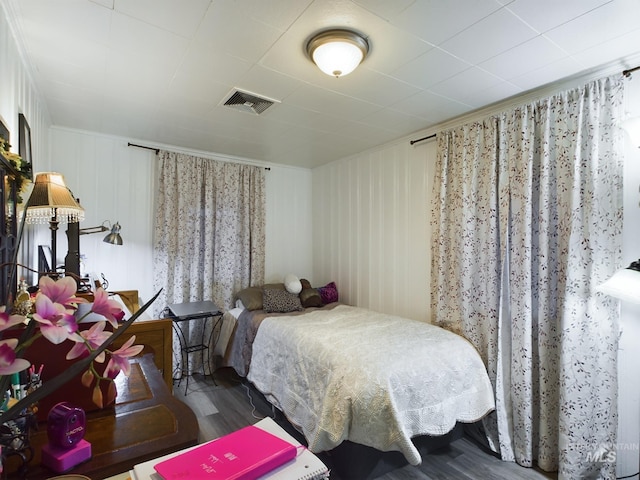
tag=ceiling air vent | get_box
[222,89,279,115]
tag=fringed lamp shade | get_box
[24,172,84,276]
[25,172,84,224]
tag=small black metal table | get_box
[167,300,222,394]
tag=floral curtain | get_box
[431,75,624,478]
[153,151,265,377]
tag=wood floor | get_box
[172,369,557,480]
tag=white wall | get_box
[312,137,434,322]
[616,76,640,477]
[0,3,50,286]
[48,128,314,311]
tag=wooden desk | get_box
[7,354,198,479]
[78,290,174,389]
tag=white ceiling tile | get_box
[113,0,210,38]
[392,0,505,45]
[30,53,107,92]
[479,36,567,80]
[232,0,314,31]
[351,0,415,22]
[507,0,613,33]
[179,43,252,87]
[544,0,639,55]
[571,28,640,72]
[15,2,111,67]
[466,80,524,108]
[392,90,473,121]
[323,70,420,107]
[285,84,380,121]
[103,52,174,102]
[195,1,283,63]
[509,57,586,91]
[429,67,504,105]
[390,47,471,89]
[363,26,434,76]
[439,8,539,65]
[168,75,230,109]
[358,108,430,134]
[109,11,189,64]
[45,98,103,132]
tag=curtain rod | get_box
[127,142,271,170]
[128,142,159,154]
[623,65,640,78]
[409,133,436,145]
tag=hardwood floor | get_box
[172,369,557,480]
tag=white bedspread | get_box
[247,305,494,465]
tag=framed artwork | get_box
[18,113,33,180]
[0,116,9,146]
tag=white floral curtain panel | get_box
[153,150,265,376]
[431,76,624,478]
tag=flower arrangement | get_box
[0,275,159,427]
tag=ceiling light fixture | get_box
[306,29,369,78]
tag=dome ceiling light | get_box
[306,29,369,78]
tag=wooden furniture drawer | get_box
[112,318,173,389]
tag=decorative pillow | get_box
[318,281,338,304]
[300,287,323,308]
[235,286,263,311]
[284,273,302,294]
[263,288,303,313]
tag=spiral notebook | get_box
[131,417,329,480]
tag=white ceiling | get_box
[6,0,640,168]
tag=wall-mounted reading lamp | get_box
[597,259,640,304]
[65,220,123,279]
[80,221,123,245]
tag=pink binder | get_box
[153,424,298,479]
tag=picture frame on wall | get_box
[18,113,33,180]
[0,116,9,146]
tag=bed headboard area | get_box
[235,276,338,313]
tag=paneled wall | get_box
[49,128,314,313]
[312,137,435,322]
[0,2,50,285]
[0,4,49,165]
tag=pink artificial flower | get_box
[66,321,111,363]
[38,276,87,309]
[0,307,25,332]
[104,335,143,378]
[91,289,125,327]
[0,339,31,375]
[32,294,78,344]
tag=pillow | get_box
[235,286,263,311]
[284,273,302,294]
[300,287,323,308]
[318,281,338,304]
[263,288,303,313]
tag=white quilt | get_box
[247,305,495,465]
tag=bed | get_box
[219,298,495,468]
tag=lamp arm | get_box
[79,225,109,235]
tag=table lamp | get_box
[24,172,84,277]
